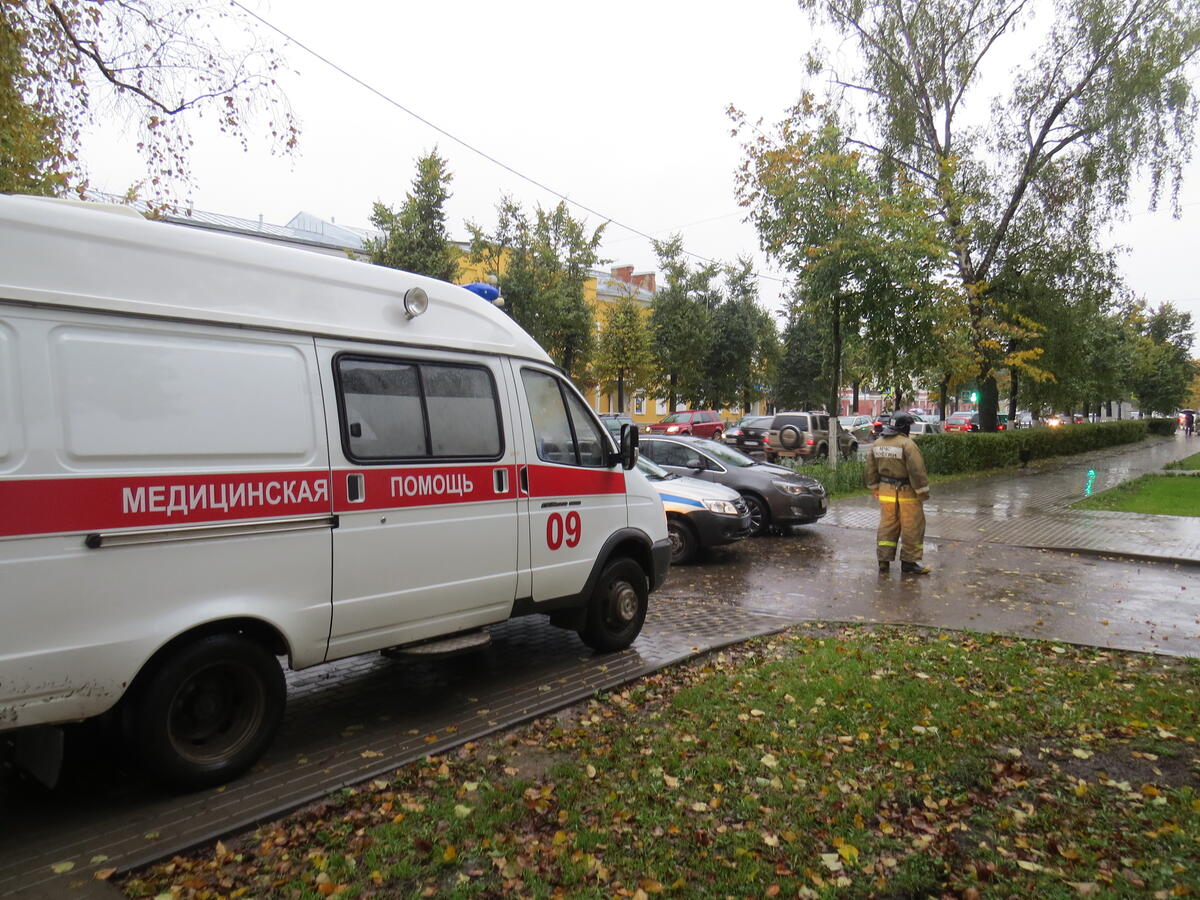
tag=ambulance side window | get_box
[564,390,607,466]
[521,370,607,468]
[425,364,501,457]
[336,356,502,461]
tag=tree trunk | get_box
[978,373,999,431]
[828,297,842,468]
[1106,401,1113,418]
[852,380,860,413]
[1008,367,1019,419]
[668,374,678,414]
[617,375,625,412]
[938,375,949,421]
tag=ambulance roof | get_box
[0,195,553,364]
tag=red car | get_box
[645,409,725,440]
[944,412,1008,432]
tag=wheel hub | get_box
[611,582,639,623]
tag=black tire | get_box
[741,492,771,536]
[667,517,699,565]
[712,430,724,442]
[842,442,858,460]
[779,425,802,449]
[578,558,648,652]
[123,633,285,790]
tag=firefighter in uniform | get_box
[865,412,931,574]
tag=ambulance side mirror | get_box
[618,423,639,470]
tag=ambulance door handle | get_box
[346,473,364,503]
[493,467,509,494]
[518,465,529,496]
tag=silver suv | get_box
[766,411,858,463]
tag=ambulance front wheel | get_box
[124,633,285,790]
[579,558,648,652]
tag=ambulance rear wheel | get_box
[125,633,285,790]
[580,558,647,652]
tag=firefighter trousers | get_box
[876,485,925,563]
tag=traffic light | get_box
[970,392,978,402]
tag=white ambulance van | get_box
[0,195,670,789]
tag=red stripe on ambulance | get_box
[0,471,331,538]
[2,463,628,538]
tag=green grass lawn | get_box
[1072,474,1200,516]
[1165,451,1200,471]
[120,627,1200,900]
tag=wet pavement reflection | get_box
[663,524,1200,657]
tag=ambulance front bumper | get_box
[651,538,673,588]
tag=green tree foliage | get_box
[649,236,718,411]
[366,148,459,282]
[702,257,778,412]
[1129,302,1197,414]
[734,118,950,424]
[989,231,1129,415]
[791,0,1200,430]
[1,1,296,199]
[774,293,831,411]
[593,295,654,412]
[1,11,67,194]
[468,198,605,383]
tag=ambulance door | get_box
[318,344,520,659]
[513,364,628,603]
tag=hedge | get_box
[1147,417,1179,436]
[914,420,1148,476]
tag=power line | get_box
[228,1,788,286]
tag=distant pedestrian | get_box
[865,411,931,575]
[1185,410,1195,437]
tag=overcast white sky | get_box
[82,0,1200,343]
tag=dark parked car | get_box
[765,411,857,463]
[598,413,637,442]
[640,435,828,535]
[636,457,751,564]
[723,414,774,454]
[645,409,725,440]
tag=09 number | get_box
[546,511,581,550]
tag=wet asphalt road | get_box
[665,525,1200,657]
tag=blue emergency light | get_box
[462,282,501,303]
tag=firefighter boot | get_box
[901,561,931,575]
[878,562,890,574]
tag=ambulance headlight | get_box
[403,287,429,319]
